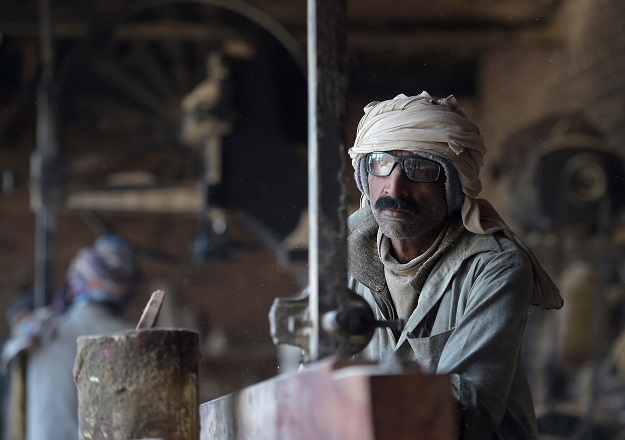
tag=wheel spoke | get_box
[91,56,178,123]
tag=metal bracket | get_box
[269,290,311,361]
[269,287,405,363]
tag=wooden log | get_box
[199,358,456,440]
[74,328,200,440]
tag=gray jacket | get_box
[25,303,131,440]
[348,207,538,439]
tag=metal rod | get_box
[307,0,349,361]
[32,0,57,308]
[192,139,210,261]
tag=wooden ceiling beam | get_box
[348,26,562,55]
[0,22,242,41]
[0,0,562,37]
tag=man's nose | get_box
[384,163,411,197]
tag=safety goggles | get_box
[366,152,441,183]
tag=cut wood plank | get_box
[199,358,456,440]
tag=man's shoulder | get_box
[59,303,130,336]
[451,226,527,263]
[459,229,530,269]
[347,206,373,232]
[347,206,379,255]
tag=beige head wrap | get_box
[348,92,563,309]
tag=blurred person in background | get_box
[1,235,142,440]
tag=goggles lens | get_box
[366,152,441,183]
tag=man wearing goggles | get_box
[347,92,563,440]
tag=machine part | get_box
[534,147,625,230]
[561,152,608,204]
[320,289,404,356]
[270,287,404,363]
[179,51,234,261]
[269,291,311,360]
[269,0,387,361]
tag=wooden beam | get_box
[199,358,457,440]
[64,184,203,213]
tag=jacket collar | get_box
[395,228,503,347]
[348,207,470,296]
[348,206,504,346]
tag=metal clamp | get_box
[270,287,404,362]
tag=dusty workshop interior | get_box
[1,0,625,438]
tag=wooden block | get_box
[74,329,200,440]
[199,358,456,440]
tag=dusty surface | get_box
[74,329,200,440]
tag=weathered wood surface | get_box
[199,358,456,440]
[74,328,200,440]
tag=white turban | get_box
[348,92,563,310]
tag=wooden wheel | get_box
[52,0,308,249]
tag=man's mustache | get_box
[374,196,419,216]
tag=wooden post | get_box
[307,0,350,361]
[74,329,200,440]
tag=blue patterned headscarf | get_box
[64,235,141,308]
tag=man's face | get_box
[367,150,448,242]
